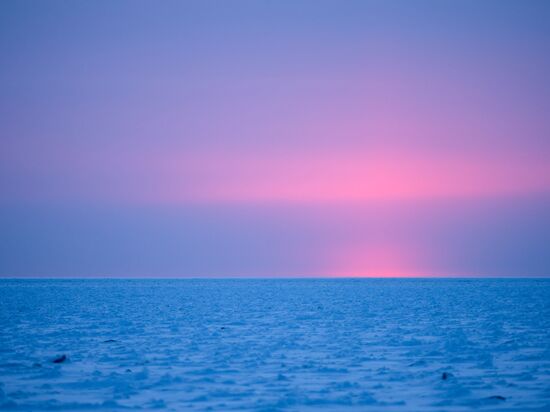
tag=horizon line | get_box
[1,275,549,280]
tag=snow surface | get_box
[0,279,549,411]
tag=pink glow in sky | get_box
[2,148,548,205]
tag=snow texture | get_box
[0,279,549,411]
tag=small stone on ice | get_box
[52,355,67,364]
[441,372,453,380]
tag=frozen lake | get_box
[1,279,549,411]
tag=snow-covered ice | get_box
[0,279,549,411]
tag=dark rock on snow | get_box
[52,355,67,364]
[441,372,454,380]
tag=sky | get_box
[1,0,549,277]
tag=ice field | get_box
[0,279,549,411]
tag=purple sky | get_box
[1,0,549,277]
